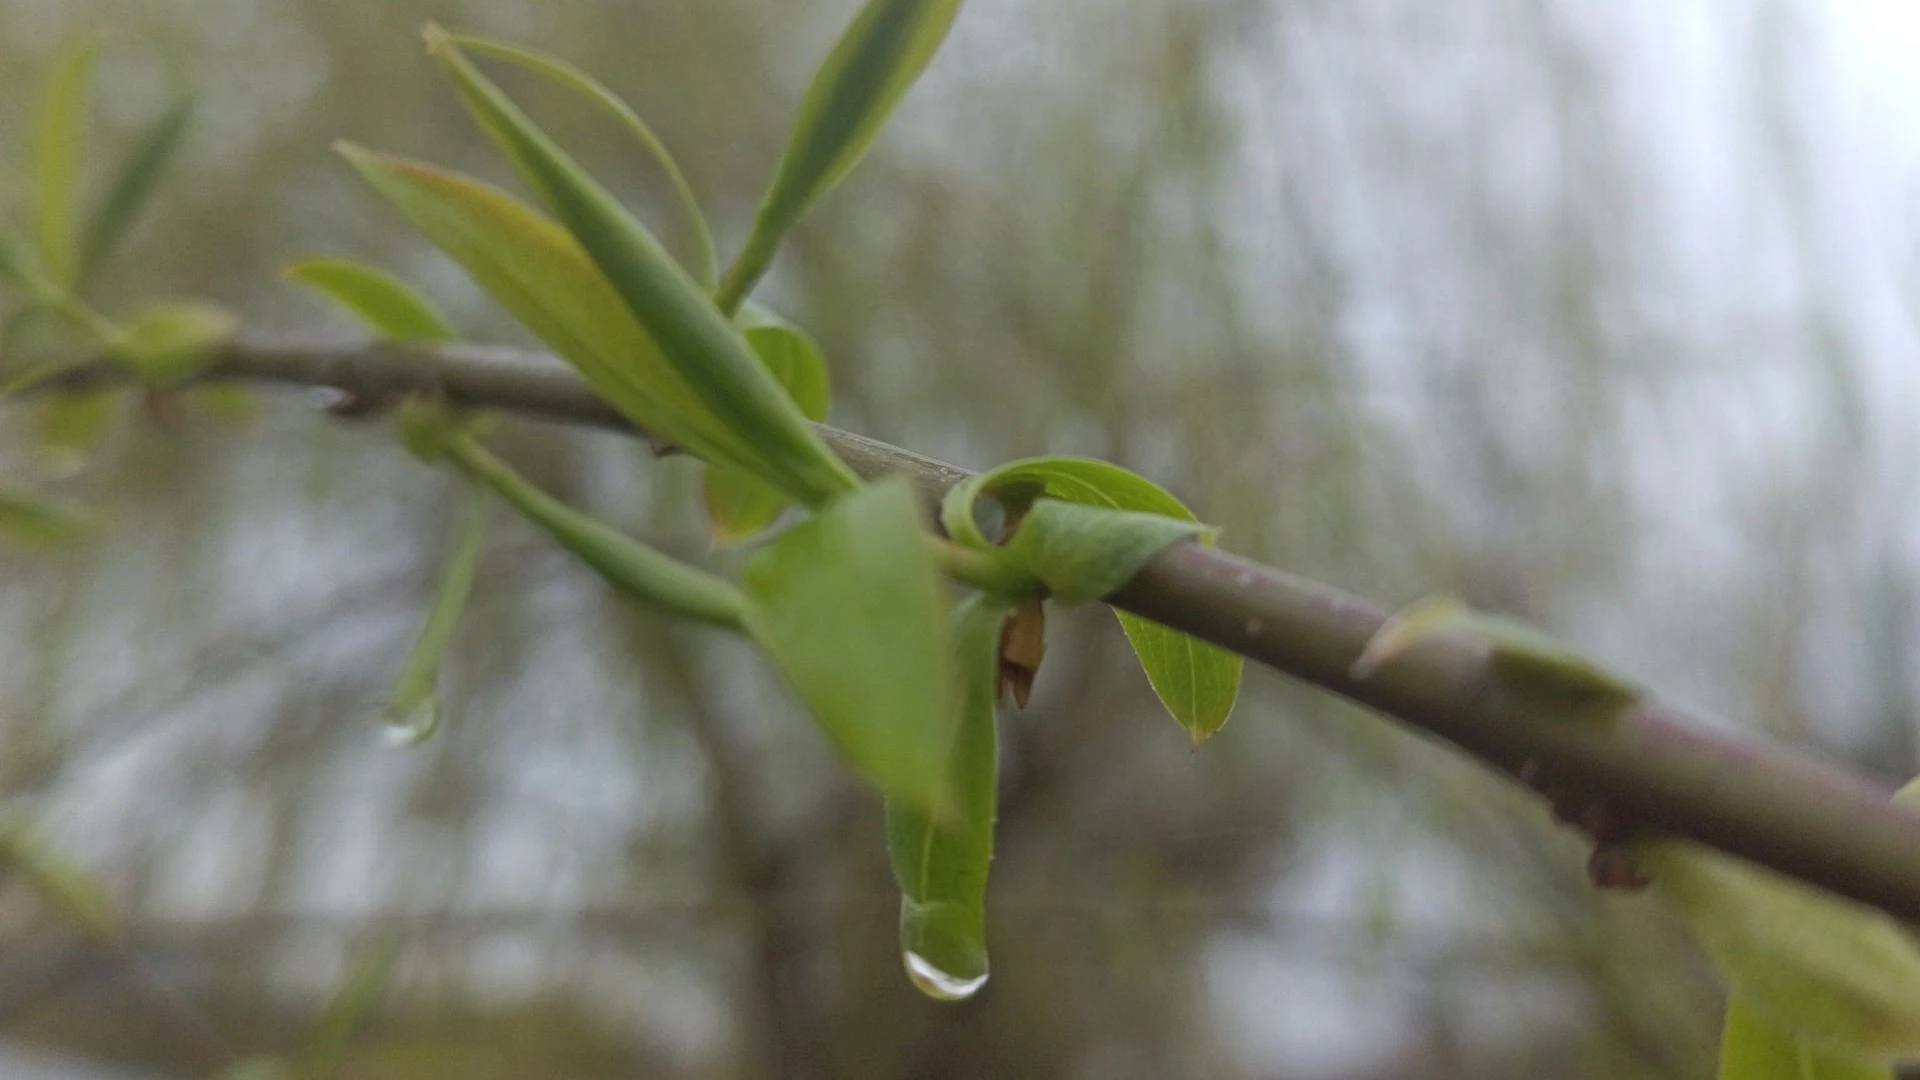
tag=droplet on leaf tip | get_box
[903,951,987,1001]
[382,696,440,747]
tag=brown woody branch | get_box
[56,335,1920,923]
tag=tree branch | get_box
[57,335,1920,923]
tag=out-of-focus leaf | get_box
[1637,837,1920,1062]
[0,230,45,295]
[716,0,964,311]
[442,434,750,630]
[301,936,399,1080]
[1,301,88,378]
[703,305,831,541]
[424,28,860,507]
[886,591,1004,1001]
[0,484,97,547]
[190,383,262,425]
[942,456,1240,742]
[338,146,769,480]
[383,493,484,747]
[34,37,100,290]
[286,258,456,341]
[77,97,192,286]
[744,478,954,812]
[0,820,117,941]
[105,300,236,383]
[452,34,717,288]
[36,387,121,476]
[1718,997,1892,1080]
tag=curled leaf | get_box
[442,434,749,630]
[943,456,1240,742]
[717,0,965,311]
[452,33,717,288]
[744,478,955,812]
[886,592,1005,1001]
[286,258,456,341]
[105,300,236,383]
[424,27,859,507]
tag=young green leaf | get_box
[999,498,1211,605]
[943,456,1241,742]
[703,305,831,542]
[286,258,457,341]
[384,492,485,746]
[1718,997,1892,1080]
[744,478,955,812]
[451,34,717,289]
[0,484,97,547]
[716,0,964,312]
[0,820,118,941]
[77,97,193,287]
[105,300,236,383]
[886,592,1006,1001]
[34,37,101,289]
[337,146,768,481]
[423,28,860,508]
[301,937,398,1080]
[1636,837,1920,1062]
[442,434,750,630]
[36,388,121,477]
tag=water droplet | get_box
[382,696,440,747]
[903,951,987,1001]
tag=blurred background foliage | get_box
[0,0,1914,1076]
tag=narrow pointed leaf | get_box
[301,937,398,1080]
[105,301,236,383]
[287,258,457,341]
[384,493,485,746]
[703,305,831,541]
[452,34,717,288]
[36,388,121,476]
[35,37,100,289]
[1718,997,1892,1080]
[425,29,859,506]
[337,146,765,479]
[1637,838,1920,1061]
[0,484,97,547]
[443,435,749,630]
[943,456,1240,741]
[744,478,954,811]
[886,592,1005,1000]
[77,97,193,286]
[717,0,964,311]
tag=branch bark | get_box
[62,335,1920,923]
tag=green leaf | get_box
[886,592,1005,1001]
[451,34,717,289]
[0,820,117,941]
[0,484,97,547]
[105,300,236,383]
[716,0,964,312]
[34,37,100,290]
[301,937,398,1080]
[943,456,1241,742]
[36,388,121,476]
[703,305,831,541]
[77,96,193,287]
[337,146,766,481]
[441,434,749,630]
[384,492,485,746]
[286,258,457,341]
[423,28,860,508]
[1000,498,1210,605]
[744,478,954,812]
[0,230,46,295]
[1718,997,1893,1080]
[1637,838,1920,1062]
